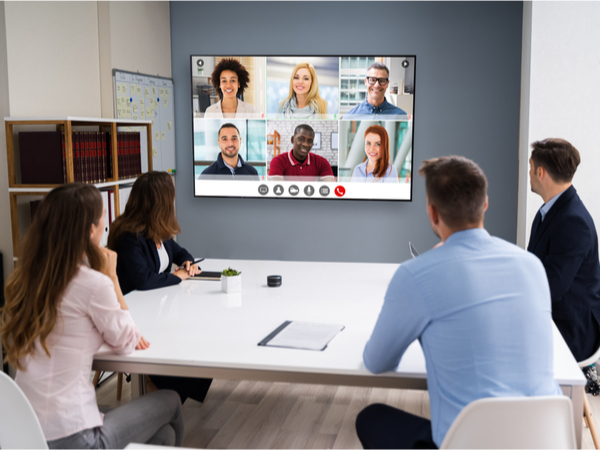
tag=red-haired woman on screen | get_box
[351,125,399,183]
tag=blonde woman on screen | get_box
[278,62,328,119]
[351,125,399,183]
[1,184,183,449]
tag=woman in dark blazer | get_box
[108,171,212,404]
[112,232,196,295]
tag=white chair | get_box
[578,345,600,449]
[0,371,48,449]
[440,396,576,449]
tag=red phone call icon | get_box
[334,186,346,197]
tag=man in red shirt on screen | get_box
[269,124,334,181]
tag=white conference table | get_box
[93,258,586,447]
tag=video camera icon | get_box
[289,185,299,196]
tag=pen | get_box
[176,258,204,271]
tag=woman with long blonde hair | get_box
[1,184,183,448]
[278,62,328,118]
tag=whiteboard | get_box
[113,70,175,174]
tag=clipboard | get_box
[258,321,345,351]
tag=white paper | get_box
[266,321,344,351]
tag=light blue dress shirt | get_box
[223,156,242,175]
[540,189,566,221]
[344,98,407,119]
[363,228,562,446]
[351,161,399,183]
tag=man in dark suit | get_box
[528,138,600,362]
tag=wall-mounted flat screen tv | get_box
[191,56,415,201]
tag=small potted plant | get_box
[221,267,242,293]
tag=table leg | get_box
[130,374,146,399]
[572,385,584,449]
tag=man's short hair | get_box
[418,156,488,229]
[218,123,240,137]
[531,138,580,183]
[293,124,314,137]
[367,62,390,76]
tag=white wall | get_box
[4,2,102,117]
[0,1,171,282]
[0,2,11,287]
[518,1,600,247]
[99,1,171,117]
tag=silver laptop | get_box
[409,242,419,258]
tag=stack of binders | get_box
[19,130,142,185]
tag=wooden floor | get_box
[96,374,597,449]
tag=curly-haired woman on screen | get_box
[351,125,399,183]
[205,58,258,119]
[278,62,328,119]
[1,184,183,448]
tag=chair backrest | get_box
[0,371,48,449]
[440,395,576,449]
[578,344,600,368]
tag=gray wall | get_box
[170,2,523,264]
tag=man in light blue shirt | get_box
[356,156,562,449]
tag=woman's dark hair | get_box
[211,58,250,100]
[108,171,181,249]
[2,184,104,370]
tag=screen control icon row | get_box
[258,184,345,197]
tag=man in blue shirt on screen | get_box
[343,62,407,119]
[356,156,561,449]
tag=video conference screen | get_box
[191,56,415,201]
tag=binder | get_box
[73,132,81,183]
[106,132,113,180]
[108,189,115,224]
[119,185,132,215]
[100,190,110,247]
[83,131,90,183]
[18,131,64,184]
[61,132,66,183]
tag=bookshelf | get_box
[4,117,153,259]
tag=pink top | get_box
[16,265,141,441]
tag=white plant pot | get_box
[221,274,241,293]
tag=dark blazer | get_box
[115,232,195,295]
[528,185,600,361]
[200,153,259,179]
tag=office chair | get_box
[0,371,48,449]
[440,396,576,449]
[578,345,600,449]
[93,370,126,401]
